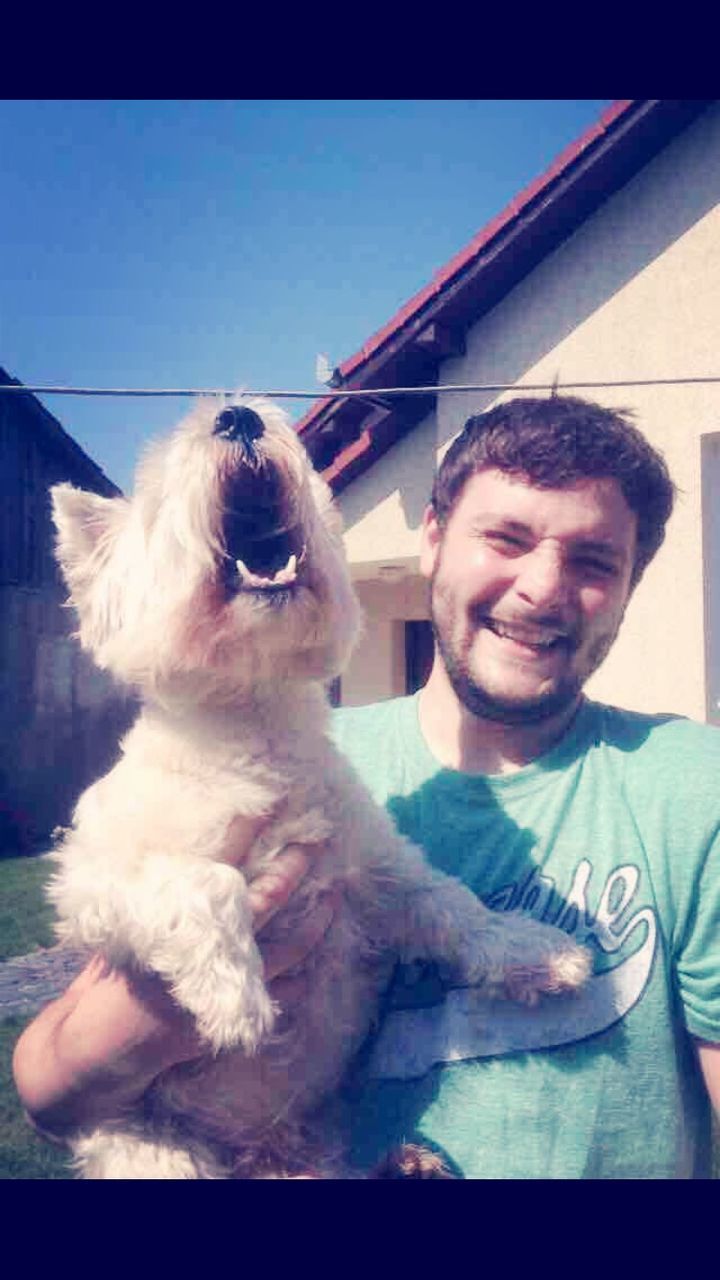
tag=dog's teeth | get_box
[273,554,297,584]
[234,552,298,590]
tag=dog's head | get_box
[51,396,362,699]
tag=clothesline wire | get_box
[1,376,720,401]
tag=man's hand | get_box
[694,1038,720,1118]
[12,818,333,1140]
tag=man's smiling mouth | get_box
[482,617,573,652]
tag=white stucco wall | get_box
[339,411,436,577]
[340,577,430,705]
[338,104,720,720]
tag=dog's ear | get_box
[50,485,133,658]
[50,484,128,580]
[49,483,124,565]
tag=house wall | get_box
[342,577,429,706]
[340,411,436,574]
[337,104,720,722]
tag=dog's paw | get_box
[500,943,591,1005]
[450,914,591,1004]
[370,1144,455,1179]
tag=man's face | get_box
[420,468,638,725]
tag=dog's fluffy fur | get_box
[48,395,589,1178]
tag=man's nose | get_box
[514,548,570,610]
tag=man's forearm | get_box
[12,960,204,1138]
[12,882,338,1142]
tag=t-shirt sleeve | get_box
[618,713,720,1045]
[329,701,401,806]
[675,824,720,1042]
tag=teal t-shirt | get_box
[331,695,720,1179]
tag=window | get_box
[405,620,434,695]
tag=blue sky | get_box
[0,100,611,493]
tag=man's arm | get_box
[13,837,333,1140]
[694,1039,720,1116]
[12,957,204,1139]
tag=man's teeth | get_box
[488,620,568,648]
[235,552,298,589]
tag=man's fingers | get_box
[219,812,273,868]
[262,890,337,983]
[248,844,314,931]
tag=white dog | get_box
[48,396,589,1178]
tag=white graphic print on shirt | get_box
[366,857,658,1080]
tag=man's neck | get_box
[417,663,582,776]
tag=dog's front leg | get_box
[51,852,276,1053]
[354,833,590,1003]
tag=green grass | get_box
[0,1017,72,1179]
[0,854,56,961]
[0,855,72,1177]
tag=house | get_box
[0,370,137,850]
[297,99,720,726]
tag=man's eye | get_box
[485,531,526,552]
[577,557,617,576]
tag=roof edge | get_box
[297,100,709,449]
[296,99,714,497]
[0,367,122,496]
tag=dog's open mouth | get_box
[220,469,306,596]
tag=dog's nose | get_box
[213,406,265,448]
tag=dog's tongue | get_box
[235,552,298,590]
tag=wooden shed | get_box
[0,370,137,850]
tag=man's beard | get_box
[430,586,619,728]
[431,620,581,724]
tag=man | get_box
[13,395,720,1177]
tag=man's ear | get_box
[419,504,442,581]
[50,484,129,584]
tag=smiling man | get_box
[333,395,720,1178]
[14,395,720,1179]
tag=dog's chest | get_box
[155,903,393,1140]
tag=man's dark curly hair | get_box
[431,395,675,585]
